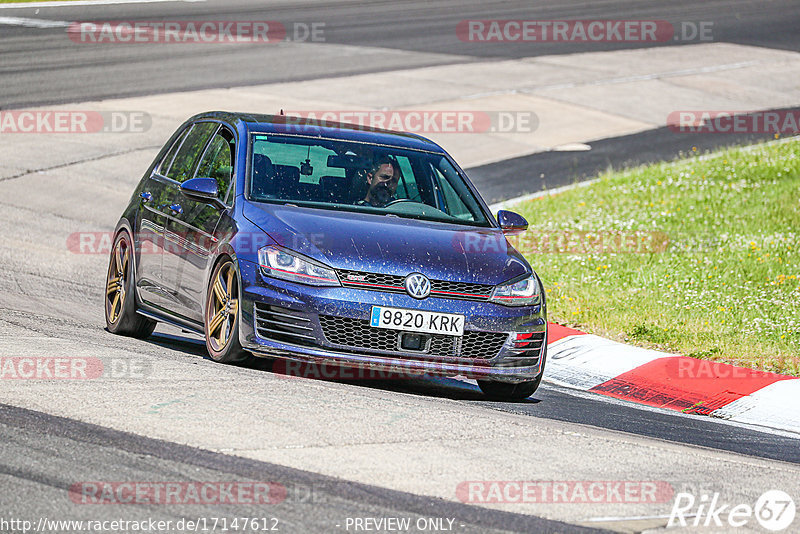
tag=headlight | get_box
[258,245,340,286]
[489,274,541,307]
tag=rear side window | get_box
[165,122,217,183]
[253,138,341,184]
[158,127,189,175]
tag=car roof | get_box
[189,111,447,153]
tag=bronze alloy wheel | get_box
[205,258,247,362]
[106,235,130,324]
[105,230,155,338]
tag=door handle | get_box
[140,191,152,203]
[169,203,183,215]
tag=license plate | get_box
[370,306,465,336]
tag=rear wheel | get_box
[105,230,156,338]
[204,258,248,363]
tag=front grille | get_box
[318,315,508,360]
[339,271,404,290]
[431,280,494,299]
[338,270,493,301]
[254,303,316,346]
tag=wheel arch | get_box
[204,251,249,362]
[205,249,245,330]
[205,242,240,298]
[110,218,145,309]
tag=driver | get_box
[358,157,399,207]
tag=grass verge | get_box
[509,137,800,376]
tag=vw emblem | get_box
[404,273,431,299]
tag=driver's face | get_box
[368,163,398,193]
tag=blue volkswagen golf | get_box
[105,111,547,400]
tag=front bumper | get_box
[238,259,547,383]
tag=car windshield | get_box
[248,133,490,227]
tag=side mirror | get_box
[180,177,223,207]
[497,210,528,235]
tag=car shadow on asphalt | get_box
[241,358,543,405]
[148,331,208,357]
[146,330,541,405]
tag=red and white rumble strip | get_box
[544,324,800,434]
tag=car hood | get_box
[242,202,529,285]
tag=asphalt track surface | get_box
[0,403,601,534]
[147,334,800,465]
[470,124,784,204]
[2,0,800,108]
[2,0,797,201]
[1,1,800,532]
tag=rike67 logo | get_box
[669,490,796,531]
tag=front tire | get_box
[477,377,542,401]
[105,230,156,338]
[204,258,248,363]
[478,346,547,401]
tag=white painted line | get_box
[0,16,68,27]
[551,143,592,152]
[0,0,204,9]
